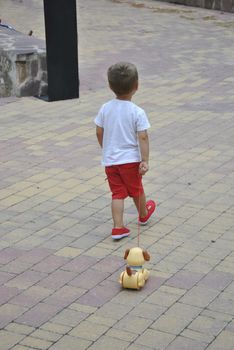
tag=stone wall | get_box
[158,0,234,12]
[0,26,47,97]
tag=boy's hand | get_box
[139,161,149,175]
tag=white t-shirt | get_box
[95,99,150,166]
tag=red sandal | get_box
[112,227,130,240]
[139,200,156,225]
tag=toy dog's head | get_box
[124,247,150,267]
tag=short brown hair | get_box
[108,62,138,95]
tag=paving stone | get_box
[68,303,97,314]
[48,335,91,350]
[15,303,62,327]
[185,256,218,274]
[11,345,34,350]
[44,285,85,308]
[151,302,201,335]
[10,285,52,308]
[0,240,10,252]
[0,303,27,328]
[69,268,110,289]
[159,285,187,296]
[50,309,87,328]
[201,309,233,322]
[129,302,166,320]
[0,259,34,274]
[5,322,35,335]
[181,329,214,344]
[0,248,25,264]
[208,296,234,315]
[70,234,104,250]
[188,315,227,336]
[17,248,53,265]
[20,336,52,350]
[145,289,182,307]
[216,261,234,274]
[111,289,147,307]
[32,255,69,273]
[29,329,62,342]
[86,314,117,327]
[77,282,119,307]
[201,246,230,261]
[86,336,129,350]
[62,223,95,236]
[165,270,205,290]
[166,335,207,350]
[61,255,98,273]
[135,329,175,349]
[0,330,25,350]
[2,228,32,245]
[206,330,234,350]
[94,301,133,321]
[1,195,26,208]
[0,286,20,305]
[69,320,109,341]
[198,270,234,291]
[113,315,152,335]
[225,319,234,332]
[41,234,75,250]
[106,328,138,342]
[6,270,47,290]
[54,247,83,258]
[40,322,72,335]
[127,344,152,350]
[39,270,77,290]
[85,246,111,259]
[180,286,220,308]
[92,255,125,273]
[14,236,48,250]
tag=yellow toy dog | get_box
[119,247,150,290]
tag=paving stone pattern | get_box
[0,0,234,349]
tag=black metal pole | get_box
[43,0,79,101]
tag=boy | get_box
[95,62,156,240]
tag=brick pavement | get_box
[0,0,234,349]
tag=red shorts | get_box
[105,162,144,199]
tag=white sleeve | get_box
[136,109,150,131]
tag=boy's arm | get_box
[96,126,104,148]
[138,130,149,175]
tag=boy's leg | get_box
[138,197,156,225]
[119,162,156,225]
[111,198,130,239]
[112,199,124,228]
[133,192,147,219]
[105,165,130,239]
[132,185,156,225]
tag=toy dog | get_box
[119,247,150,290]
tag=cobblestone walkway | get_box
[0,0,234,349]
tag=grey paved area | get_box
[0,0,234,349]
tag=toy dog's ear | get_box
[124,249,130,259]
[143,250,150,261]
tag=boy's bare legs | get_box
[112,199,124,228]
[133,192,147,219]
